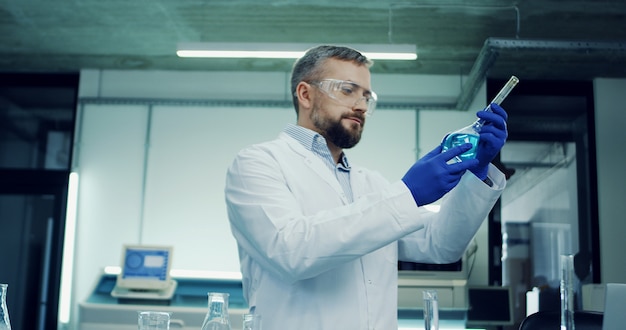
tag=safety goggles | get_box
[309,79,377,116]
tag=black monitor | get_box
[466,286,514,327]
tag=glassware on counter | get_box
[423,289,439,330]
[560,254,576,330]
[138,311,170,330]
[0,284,11,330]
[242,313,262,330]
[201,292,232,330]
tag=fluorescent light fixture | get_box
[177,42,417,60]
[58,172,79,324]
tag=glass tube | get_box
[423,289,439,330]
[0,284,11,330]
[560,254,576,330]
[242,313,262,330]
[138,311,170,330]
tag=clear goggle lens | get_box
[313,79,377,116]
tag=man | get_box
[225,45,507,329]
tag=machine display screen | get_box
[122,248,169,281]
[116,245,173,290]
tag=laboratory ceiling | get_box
[2,0,626,81]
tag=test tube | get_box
[423,290,439,330]
[560,255,576,330]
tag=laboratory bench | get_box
[79,273,248,330]
[79,273,490,330]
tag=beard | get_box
[310,102,364,149]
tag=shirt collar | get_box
[283,124,351,169]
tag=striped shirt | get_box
[284,124,354,203]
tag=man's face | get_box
[308,59,372,149]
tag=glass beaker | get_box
[560,254,576,330]
[0,284,11,330]
[423,289,439,330]
[138,311,170,330]
[242,313,262,330]
[201,292,231,330]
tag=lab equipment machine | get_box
[111,245,177,301]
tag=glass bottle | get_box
[442,76,519,162]
[201,292,231,330]
[242,313,262,330]
[423,289,439,330]
[138,311,170,330]
[0,284,11,330]
[560,254,576,330]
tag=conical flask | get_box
[0,284,12,330]
[201,292,231,330]
[442,76,519,162]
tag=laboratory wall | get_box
[69,69,487,328]
[594,78,626,284]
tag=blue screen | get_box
[122,248,169,281]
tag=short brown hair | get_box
[290,45,372,115]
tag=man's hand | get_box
[402,144,479,206]
[470,103,508,180]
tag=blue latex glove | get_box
[470,103,509,180]
[402,144,479,206]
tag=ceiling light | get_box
[176,42,417,60]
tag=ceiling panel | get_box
[0,0,625,80]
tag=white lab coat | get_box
[225,132,505,330]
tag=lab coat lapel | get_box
[349,167,366,199]
[303,155,349,204]
[280,133,350,204]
